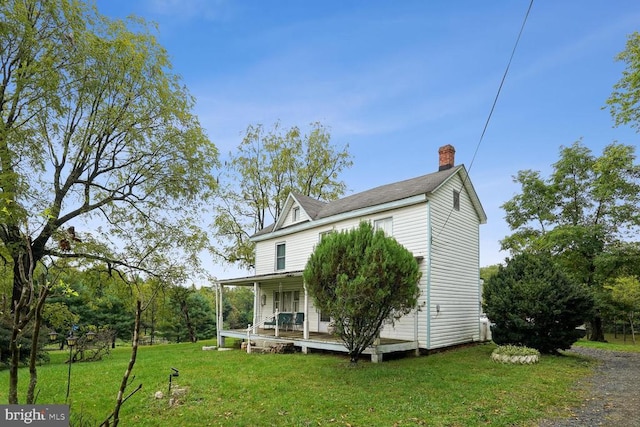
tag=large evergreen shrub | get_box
[483,253,594,354]
[303,221,421,363]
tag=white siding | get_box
[254,203,428,275]
[426,174,481,349]
[255,203,429,342]
[280,203,311,228]
[252,178,482,351]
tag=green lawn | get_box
[574,333,640,352]
[0,339,625,426]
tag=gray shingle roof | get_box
[253,166,463,237]
[312,166,462,219]
[289,192,327,219]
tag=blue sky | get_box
[97,1,640,280]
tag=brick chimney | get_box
[438,145,455,171]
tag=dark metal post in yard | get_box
[65,332,77,402]
[168,367,179,396]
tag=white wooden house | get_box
[216,145,487,361]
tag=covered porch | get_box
[214,272,418,362]
[222,327,418,363]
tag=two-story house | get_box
[215,145,487,362]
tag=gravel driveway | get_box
[537,346,640,427]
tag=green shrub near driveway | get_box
[483,252,594,354]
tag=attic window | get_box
[453,190,460,211]
[292,207,300,222]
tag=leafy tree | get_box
[500,141,640,341]
[0,317,49,367]
[168,286,198,343]
[480,264,501,282]
[212,121,352,268]
[160,286,215,342]
[607,32,640,131]
[303,222,421,363]
[0,0,217,403]
[223,287,254,329]
[606,276,640,344]
[187,291,217,340]
[42,302,79,349]
[483,253,594,354]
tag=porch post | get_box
[253,282,259,333]
[303,281,309,340]
[217,283,225,347]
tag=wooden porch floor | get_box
[219,327,418,362]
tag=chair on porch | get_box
[278,312,293,331]
[293,312,304,330]
[263,316,276,329]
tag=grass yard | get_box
[574,333,640,352]
[0,340,613,426]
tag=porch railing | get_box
[244,310,274,354]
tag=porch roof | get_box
[218,270,304,287]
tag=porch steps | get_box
[241,340,295,354]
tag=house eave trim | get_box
[217,270,304,286]
[251,194,427,242]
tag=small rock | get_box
[154,391,163,399]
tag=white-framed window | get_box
[374,217,393,236]
[273,290,300,312]
[292,206,300,222]
[275,242,286,270]
[319,229,335,241]
[293,291,300,312]
[453,190,460,211]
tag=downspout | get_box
[414,277,419,354]
[477,225,483,341]
[426,201,432,349]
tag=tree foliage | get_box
[483,253,594,354]
[607,32,640,131]
[212,121,352,269]
[222,286,254,330]
[480,264,501,282]
[0,0,217,403]
[500,141,640,340]
[160,286,216,343]
[606,275,640,344]
[303,222,421,363]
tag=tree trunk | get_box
[9,328,21,404]
[102,301,142,427]
[181,302,197,343]
[27,279,51,404]
[8,246,36,404]
[589,311,606,342]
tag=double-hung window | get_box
[275,243,286,271]
[273,290,300,313]
[374,217,393,236]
